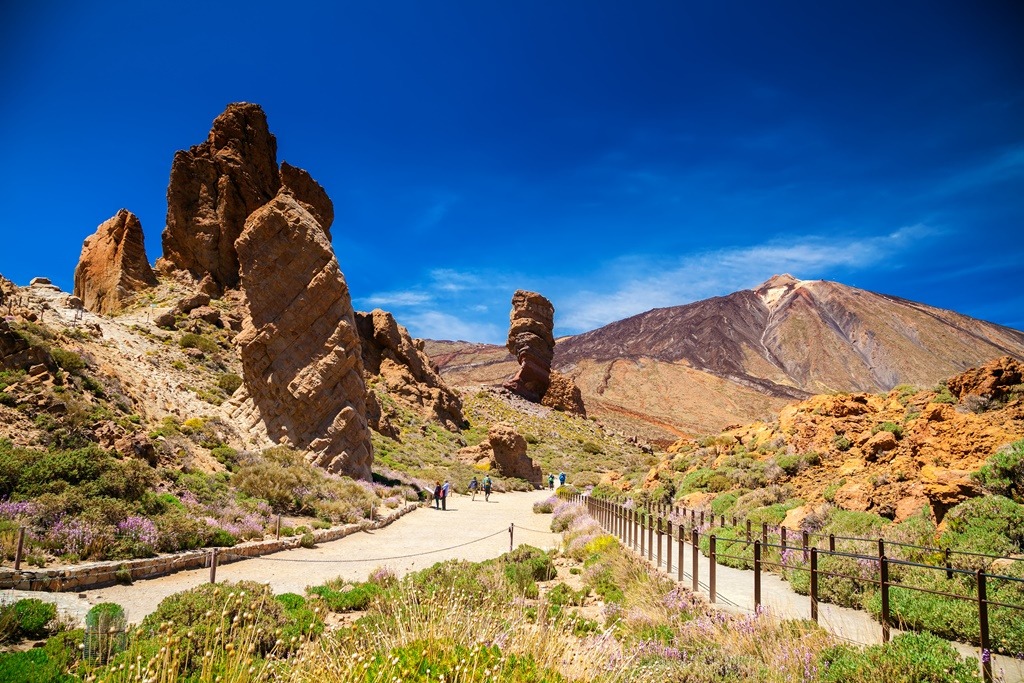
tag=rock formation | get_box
[160,103,334,289]
[503,290,555,402]
[355,309,465,432]
[458,422,542,486]
[541,370,587,416]
[73,209,157,315]
[501,290,586,415]
[0,318,56,374]
[231,190,372,480]
[947,356,1024,403]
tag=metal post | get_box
[709,534,717,603]
[276,515,281,540]
[719,514,725,528]
[810,547,819,623]
[802,529,809,563]
[656,516,663,568]
[978,570,992,683]
[762,522,768,548]
[14,527,25,571]
[829,533,835,552]
[700,510,705,528]
[880,554,890,643]
[678,529,684,582]
[746,519,751,543]
[781,526,787,555]
[666,520,673,574]
[509,523,515,552]
[209,549,218,584]
[648,513,654,562]
[946,548,953,581]
[691,528,699,592]
[754,540,762,610]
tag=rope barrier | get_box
[515,525,558,535]
[225,528,510,564]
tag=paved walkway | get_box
[624,527,1024,682]
[2,489,561,625]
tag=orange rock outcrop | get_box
[73,209,157,315]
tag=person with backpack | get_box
[482,475,492,501]
[433,481,442,509]
[441,480,450,510]
[469,476,479,501]
[548,473,555,490]
[559,471,566,487]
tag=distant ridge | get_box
[428,275,1024,444]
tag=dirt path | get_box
[2,489,561,626]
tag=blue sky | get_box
[1,1,1022,343]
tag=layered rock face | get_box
[73,209,157,315]
[541,370,587,416]
[503,290,555,402]
[231,190,372,480]
[947,356,1024,403]
[501,290,585,415]
[458,422,542,486]
[355,309,465,432]
[161,103,334,289]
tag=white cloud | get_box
[557,226,933,332]
[356,290,434,308]
[399,309,504,344]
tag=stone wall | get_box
[0,503,419,592]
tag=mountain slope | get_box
[431,275,1024,445]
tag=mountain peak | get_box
[754,273,806,309]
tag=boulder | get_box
[188,305,223,327]
[175,292,211,314]
[160,102,337,289]
[458,422,542,486]
[834,481,872,512]
[863,430,898,460]
[947,356,1024,402]
[0,318,57,374]
[73,209,157,315]
[153,311,177,329]
[540,370,586,416]
[231,190,372,480]
[503,290,555,402]
[355,309,465,432]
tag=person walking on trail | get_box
[469,476,479,501]
[548,473,555,490]
[559,472,566,487]
[433,481,442,509]
[441,480,450,511]
[483,475,492,501]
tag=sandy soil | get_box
[3,489,562,625]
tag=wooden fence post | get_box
[678,528,685,582]
[880,554,890,643]
[754,540,762,610]
[978,570,992,683]
[209,549,218,584]
[14,527,25,571]
[692,527,699,593]
[709,534,717,603]
[666,520,673,575]
[810,547,819,623]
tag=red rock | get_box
[540,370,586,416]
[947,356,1024,402]
[232,190,372,480]
[280,161,333,238]
[73,209,157,315]
[503,290,555,402]
[457,422,541,486]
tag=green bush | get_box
[581,441,602,454]
[939,495,1024,564]
[309,580,383,612]
[833,434,853,451]
[873,421,904,439]
[178,333,218,354]
[49,348,85,373]
[216,373,243,394]
[973,440,1024,503]
[709,493,737,516]
[819,632,979,683]
[11,599,56,639]
[0,647,76,683]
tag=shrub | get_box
[533,496,559,514]
[973,440,1024,503]
[11,599,56,639]
[309,580,383,612]
[939,495,1024,563]
[178,333,218,354]
[216,373,243,394]
[710,493,737,516]
[581,441,602,454]
[872,422,904,439]
[0,647,76,682]
[933,383,956,404]
[819,632,979,682]
[50,348,85,373]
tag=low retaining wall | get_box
[0,502,421,592]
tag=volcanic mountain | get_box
[428,275,1024,445]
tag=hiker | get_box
[559,471,566,487]
[441,480,450,510]
[483,475,492,501]
[469,476,479,501]
[548,473,555,490]
[433,481,442,509]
